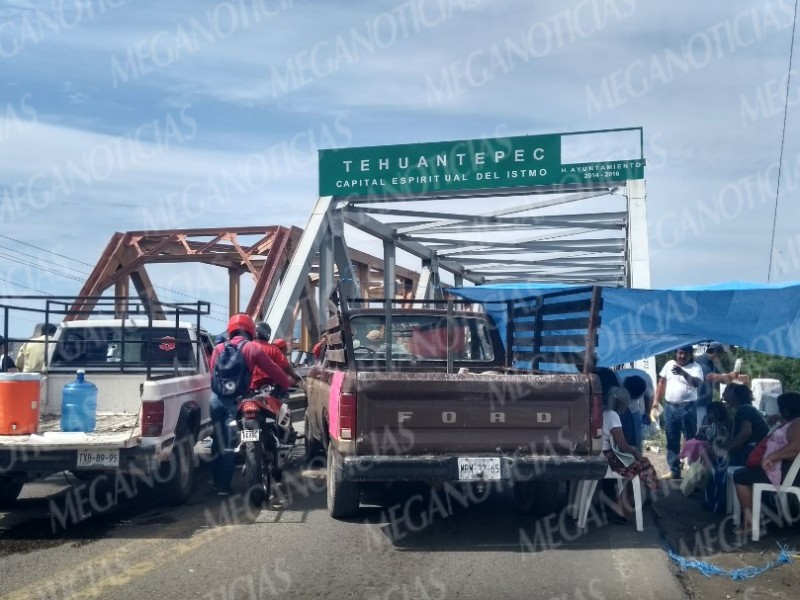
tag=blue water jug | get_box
[61,369,97,432]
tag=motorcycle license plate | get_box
[240,430,259,442]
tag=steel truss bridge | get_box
[71,128,651,349]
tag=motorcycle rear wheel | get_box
[244,442,271,507]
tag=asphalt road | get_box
[0,425,686,600]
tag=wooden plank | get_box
[512,334,535,347]
[325,314,341,331]
[538,317,592,331]
[327,330,343,346]
[512,304,540,319]
[538,334,594,347]
[512,320,539,333]
[514,334,586,350]
[539,298,592,317]
[583,287,602,374]
[515,350,586,365]
[325,349,347,364]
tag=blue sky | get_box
[2,0,800,333]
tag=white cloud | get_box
[1,0,799,299]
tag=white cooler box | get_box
[752,378,782,416]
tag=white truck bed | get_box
[0,414,141,450]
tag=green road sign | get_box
[319,131,644,198]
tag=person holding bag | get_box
[733,392,800,537]
[602,386,660,524]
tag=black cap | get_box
[707,342,726,352]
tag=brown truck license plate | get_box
[457,457,502,481]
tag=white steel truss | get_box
[266,141,650,341]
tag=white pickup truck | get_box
[0,315,213,508]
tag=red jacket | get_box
[210,336,292,390]
[250,339,293,390]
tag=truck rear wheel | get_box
[157,435,195,506]
[0,477,23,508]
[513,481,561,516]
[304,412,324,467]
[326,448,360,519]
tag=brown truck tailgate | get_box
[354,371,593,455]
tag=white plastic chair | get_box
[570,467,643,532]
[752,453,800,541]
[727,466,743,525]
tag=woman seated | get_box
[602,386,660,524]
[733,392,800,536]
[724,383,769,466]
[621,374,648,453]
[696,401,732,443]
[697,402,732,513]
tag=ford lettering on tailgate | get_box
[397,410,553,424]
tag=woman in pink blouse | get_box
[733,392,800,536]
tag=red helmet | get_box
[272,338,288,351]
[227,313,255,338]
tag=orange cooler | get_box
[0,373,42,435]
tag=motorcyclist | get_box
[250,322,302,444]
[250,322,302,390]
[209,313,293,495]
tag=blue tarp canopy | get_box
[449,281,800,367]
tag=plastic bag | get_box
[680,461,709,497]
[746,436,770,469]
[612,443,636,467]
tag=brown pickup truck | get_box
[305,284,609,518]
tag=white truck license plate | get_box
[76,449,120,469]
[457,457,502,481]
[240,429,259,442]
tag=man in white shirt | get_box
[652,346,703,479]
[15,323,57,373]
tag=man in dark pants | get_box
[208,314,293,495]
[652,346,703,479]
[0,335,18,373]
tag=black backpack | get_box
[211,340,251,399]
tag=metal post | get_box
[383,239,395,369]
[358,263,370,298]
[505,301,513,369]
[266,196,334,340]
[114,278,129,319]
[626,178,657,382]
[318,228,334,336]
[446,298,454,374]
[626,179,650,289]
[228,268,240,316]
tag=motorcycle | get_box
[236,386,296,506]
